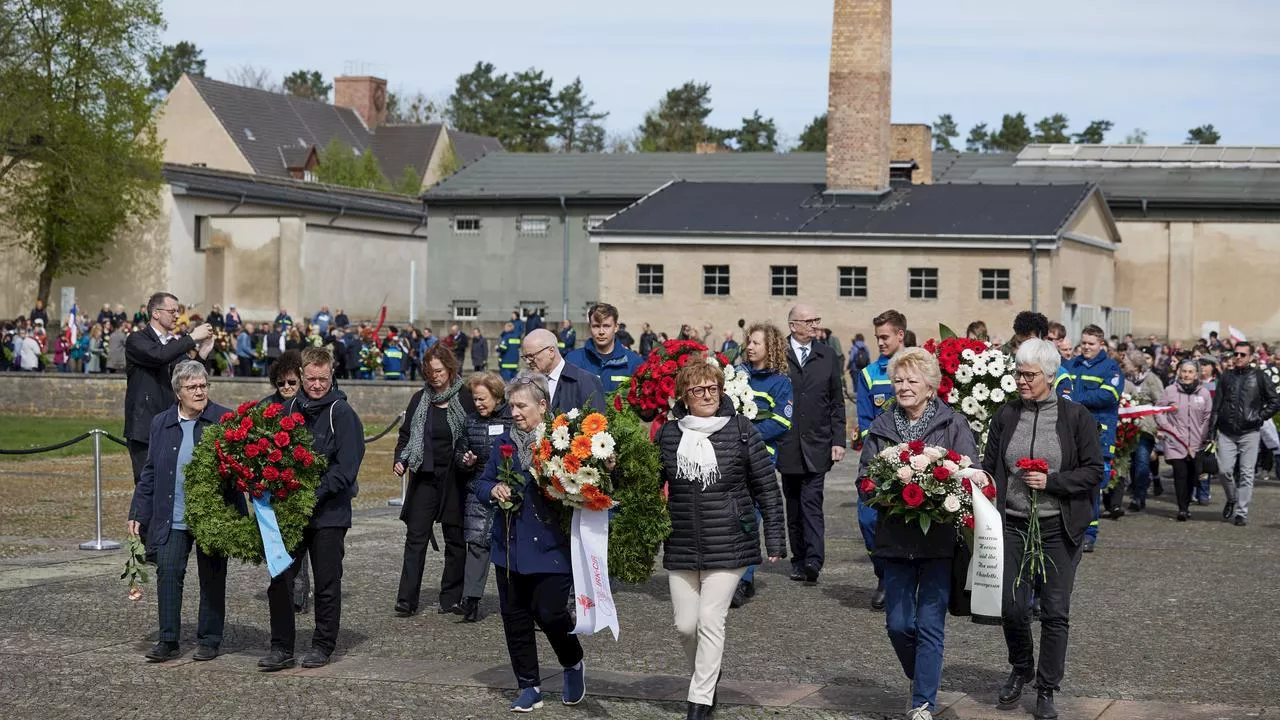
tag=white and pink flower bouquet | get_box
[859,439,995,534]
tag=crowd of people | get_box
[31,285,1269,720]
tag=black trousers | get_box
[127,439,149,486]
[781,472,826,571]
[267,526,347,654]
[1001,516,1083,692]
[397,470,466,611]
[1170,457,1199,513]
[495,569,583,689]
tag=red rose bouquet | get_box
[1110,392,1141,488]
[1013,457,1053,587]
[860,439,990,534]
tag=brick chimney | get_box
[826,0,892,197]
[334,75,388,129]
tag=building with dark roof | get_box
[154,74,500,193]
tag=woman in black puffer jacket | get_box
[655,360,786,720]
[453,372,513,622]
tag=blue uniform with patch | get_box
[496,330,522,381]
[564,342,643,395]
[854,354,896,579]
[1058,350,1123,542]
[740,365,792,584]
[381,339,403,380]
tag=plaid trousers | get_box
[154,528,229,646]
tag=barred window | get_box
[453,215,481,234]
[703,265,730,296]
[518,215,550,235]
[453,304,478,320]
[980,268,1010,300]
[838,266,867,298]
[637,264,664,295]
[770,265,798,297]
[909,268,938,299]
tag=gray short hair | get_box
[171,360,209,393]
[1177,359,1199,375]
[1124,350,1150,372]
[1015,338,1061,378]
[508,372,550,404]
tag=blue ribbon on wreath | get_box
[252,495,293,577]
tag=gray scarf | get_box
[509,424,538,470]
[400,377,466,472]
[893,397,939,443]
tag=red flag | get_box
[372,305,387,345]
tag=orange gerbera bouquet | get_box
[530,405,617,512]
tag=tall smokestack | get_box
[826,0,892,197]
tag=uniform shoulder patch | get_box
[783,402,793,419]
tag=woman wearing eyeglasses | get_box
[260,349,309,611]
[655,360,786,720]
[393,343,475,617]
[983,339,1103,720]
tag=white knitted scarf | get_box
[676,414,731,490]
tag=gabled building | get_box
[155,74,501,192]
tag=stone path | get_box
[1,460,1276,719]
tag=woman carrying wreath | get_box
[655,360,786,720]
[983,339,1102,720]
[127,360,245,663]
[474,373,588,712]
[261,349,309,613]
[857,348,977,720]
[393,343,475,616]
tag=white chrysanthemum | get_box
[943,494,962,513]
[954,366,973,384]
[947,389,959,404]
[990,388,1006,404]
[1001,375,1018,393]
[971,360,988,376]
[576,466,600,488]
[975,405,989,420]
[969,419,984,433]
[989,361,1005,378]
[567,408,581,420]
[590,431,615,460]
[559,470,581,494]
[742,401,758,420]
[961,396,981,415]
[551,425,571,451]
[961,348,977,361]
[972,383,990,402]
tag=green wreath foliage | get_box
[605,400,669,584]
[184,402,326,564]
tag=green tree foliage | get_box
[283,70,332,101]
[636,81,723,152]
[446,61,514,140]
[387,90,445,124]
[1185,124,1220,145]
[965,122,990,153]
[506,68,557,152]
[394,166,422,195]
[314,139,389,191]
[731,110,778,152]
[1032,113,1070,144]
[987,112,1031,152]
[1123,128,1148,145]
[0,0,166,304]
[1071,119,1112,144]
[796,113,827,152]
[147,40,205,96]
[435,138,462,179]
[933,113,959,151]
[554,77,608,152]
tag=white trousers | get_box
[668,567,747,704]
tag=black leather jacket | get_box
[1211,367,1280,437]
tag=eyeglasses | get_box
[1234,352,1251,358]
[521,346,554,362]
[276,379,299,388]
[156,307,179,315]
[181,383,208,392]
[1015,371,1043,382]
[789,317,821,327]
[687,385,720,398]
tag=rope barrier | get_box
[363,413,403,444]
[0,431,96,455]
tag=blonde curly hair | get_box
[745,322,788,375]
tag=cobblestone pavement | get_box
[0,458,1276,719]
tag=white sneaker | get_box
[906,703,933,720]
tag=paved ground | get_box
[0,454,1276,719]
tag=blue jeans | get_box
[1084,459,1111,541]
[1129,435,1156,504]
[857,496,883,579]
[883,558,951,712]
[742,508,764,583]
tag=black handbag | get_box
[948,538,973,617]
[1197,449,1218,476]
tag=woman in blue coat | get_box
[474,373,589,712]
[731,322,793,607]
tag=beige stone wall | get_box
[890,124,933,185]
[1049,240,1115,309]
[599,244,1049,346]
[827,0,892,194]
[301,226,429,320]
[153,76,253,174]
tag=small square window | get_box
[637,264,664,295]
[838,266,867,298]
[585,215,610,231]
[519,215,550,235]
[981,269,1010,300]
[453,304,478,321]
[703,265,730,296]
[770,265,798,297]
[453,215,481,234]
[909,268,938,299]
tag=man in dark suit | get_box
[776,303,847,584]
[124,292,213,486]
[521,328,604,413]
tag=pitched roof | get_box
[189,75,372,178]
[278,144,316,170]
[370,124,442,184]
[446,130,505,166]
[162,163,426,223]
[594,181,1099,240]
[963,166,1280,206]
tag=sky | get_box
[161,0,1280,147]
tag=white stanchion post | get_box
[79,430,121,551]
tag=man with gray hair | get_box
[521,328,604,413]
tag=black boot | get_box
[998,669,1033,706]
[460,596,480,622]
[686,701,713,719]
[870,579,886,610]
[1034,688,1058,719]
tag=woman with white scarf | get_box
[655,360,786,720]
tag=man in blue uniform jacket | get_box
[564,303,642,396]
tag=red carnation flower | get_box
[263,403,283,419]
[982,483,997,500]
[262,466,280,481]
[292,445,308,462]
[963,514,975,529]
[258,437,271,451]
[946,449,962,462]
[613,395,624,412]
[268,449,283,463]
[275,489,288,499]
[902,483,925,508]
[223,429,237,442]
[239,416,253,430]
[908,440,926,454]
[235,480,248,492]
[932,466,951,481]
[244,444,260,458]
[220,412,235,423]
[281,468,295,483]
[859,478,877,495]
[237,401,256,416]
[500,444,514,459]
[286,480,301,491]
[291,412,305,425]
[279,416,296,431]
[273,431,291,448]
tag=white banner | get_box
[966,481,1004,624]
[570,508,619,640]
